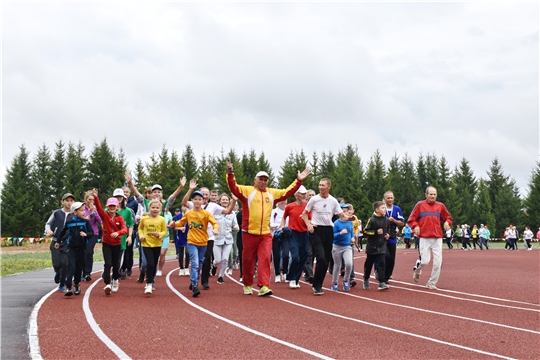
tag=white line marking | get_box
[28,288,57,360]
[226,276,517,360]
[82,279,132,360]
[165,269,333,360]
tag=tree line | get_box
[2,138,539,238]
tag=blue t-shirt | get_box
[385,205,404,244]
[333,219,354,246]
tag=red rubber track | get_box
[37,248,539,359]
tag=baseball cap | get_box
[175,208,181,212]
[113,188,126,198]
[62,193,75,201]
[295,185,307,194]
[70,202,84,213]
[255,171,269,178]
[340,203,351,209]
[191,190,204,199]
[151,184,163,191]
[106,198,119,207]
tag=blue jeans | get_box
[287,230,309,282]
[188,244,206,285]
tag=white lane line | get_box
[28,287,57,360]
[355,272,540,312]
[165,269,333,360]
[227,277,516,360]
[82,279,131,360]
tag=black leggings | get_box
[102,243,121,285]
[177,246,190,268]
[272,236,290,276]
[143,247,161,284]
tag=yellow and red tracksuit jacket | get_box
[227,173,302,236]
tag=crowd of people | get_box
[45,164,536,298]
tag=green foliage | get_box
[50,140,66,201]
[398,154,418,217]
[63,141,87,200]
[363,149,386,205]
[180,144,198,181]
[524,162,540,228]
[31,144,56,235]
[475,179,496,234]
[453,158,477,225]
[85,138,126,198]
[198,152,217,190]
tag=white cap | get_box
[295,185,307,194]
[70,202,84,213]
[113,188,126,198]
[255,171,269,178]
[151,184,163,191]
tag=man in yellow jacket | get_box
[227,161,311,296]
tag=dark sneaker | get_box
[189,283,193,290]
[58,285,66,293]
[64,287,73,297]
[350,280,357,288]
[127,269,132,276]
[74,284,81,295]
[192,286,200,297]
[211,266,217,277]
[363,279,370,290]
[120,270,127,280]
[85,274,92,282]
[313,287,324,296]
[217,277,225,284]
[378,282,389,291]
[54,272,60,284]
[307,276,314,284]
[202,283,210,290]
[137,273,145,283]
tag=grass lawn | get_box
[0,242,179,277]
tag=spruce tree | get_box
[63,141,87,200]
[319,151,336,180]
[31,144,56,234]
[453,158,477,225]
[50,140,66,201]
[257,151,275,186]
[198,152,217,190]
[333,145,369,218]
[278,151,298,189]
[385,153,402,196]
[132,158,148,189]
[399,153,418,217]
[524,162,540,229]
[241,149,259,183]
[308,151,320,190]
[85,138,125,198]
[363,149,386,205]
[416,153,428,199]
[475,179,496,235]
[180,144,198,181]
[215,148,243,192]
[1,145,38,237]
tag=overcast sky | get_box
[2,2,538,197]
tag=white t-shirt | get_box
[305,194,342,226]
[186,201,224,240]
[270,207,287,235]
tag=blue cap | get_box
[340,203,351,209]
[191,190,204,199]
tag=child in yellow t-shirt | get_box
[175,190,219,297]
[138,199,167,295]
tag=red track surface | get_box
[36,248,540,359]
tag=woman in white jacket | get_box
[213,193,239,284]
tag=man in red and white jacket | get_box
[407,186,452,290]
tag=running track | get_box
[30,249,539,359]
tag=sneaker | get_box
[343,281,351,291]
[74,284,81,295]
[120,270,126,280]
[258,286,273,297]
[289,280,298,289]
[295,281,301,289]
[111,280,119,293]
[58,285,66,293]
[363,279,370,290]
[185,268,190,275]
[413,272,420,283]
[413,259,421,271]
[233,263,239,270]
[211,266,217,277]
[307,276,314,284]
[350,280,357,288]
[54,272,60,284]
[189,283,193,290]
[275,275,281,283]
[217,277,225,284]
[127,269,132,276]
[331,283,339,291]
[64,287,73,297]
[104,284,112,295]
[81,277,86,283]
[144,284,152,295]
[202,283,210,290]
[152,284,156,291]
[374,269,379,281]
[243,285,252,295]
[156,270,162,277]
[313,287,324,296]
[192,285,200,297]
[85,274,92,282]
[226,268,233,276]
[378,282,389,291]
[179,269,183,276]
[426,283,438,290]
[137,273,145,283]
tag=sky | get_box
[2,1,538,197]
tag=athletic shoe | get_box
[178,269,183,276]
[81,277,86,283]
[120,270,126,280]
[58,285,66,293]
[144,284,152,295]
[54,272,60,284]
[289,280,297,289]
[192,285,200,297]
[378,282,389,291]
[331,283,339,291]
[111,280,119,293]
[217,277,225,284]
[226,268,233,276]
[189,283,193,290]
[211,266,217,277]
[64,287,73,297]
[413,272,420,283]
[307,276,314,284]
[74,284,81,295]
[313,287,324,296]
[85,274,92,282]
[243,285,252,295]
[258,286,273,297]
[104,284,112,295]
[350,280,357,288]
[374,270,379,281]
[137,274,145,283]
[202,283,210,290]
[295,281,301,289]
[185,268,190,275]
[156,270,162,277]
[152,284,156,291]
[275,275,281,283]
[127,269,132,276]
[413,259,421,271]
[233,263,239,270]
[363,279,370,290]
[343,281,351,291]
[426,283,438,290]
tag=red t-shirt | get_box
[283,201,309,232]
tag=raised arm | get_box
[221,194,237,215]
[181,179,198,207]
[165,176,187,211]
[125,172,141,198]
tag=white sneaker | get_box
[227,268,233,276]
[289,280,297,289]
[144,284,152,294]
[156,270,162,277]
[104,284,112,295]
[111,280,119,293]
[178,269,183,276]
[275,275,281,283]
[186,268,190,275]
